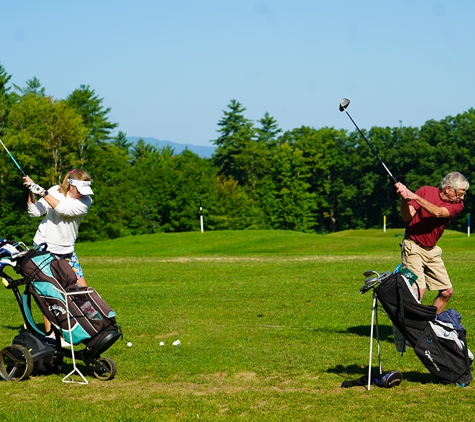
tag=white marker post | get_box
[468,213,471,238]
[200,199,204,233]
[383,215,386,233]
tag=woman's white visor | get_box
[69,179,94,195]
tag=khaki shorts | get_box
[400,239,452,292]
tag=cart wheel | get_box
[0,344,34,381]
[93,357,117,381]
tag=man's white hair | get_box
[440,172,469,191]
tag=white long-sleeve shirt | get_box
[27,185,92,254]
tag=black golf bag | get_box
[374,271,472,385]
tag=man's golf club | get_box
[364,276,380,285]
[339,98,398,184]
[363,270,379,278]
[0,139,26,176]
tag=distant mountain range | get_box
[127,137,215,159]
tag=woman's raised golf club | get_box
[0,139,26,176]
[339,98,398,184]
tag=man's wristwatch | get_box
[43,190,49,198]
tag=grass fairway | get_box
[0,229,474,421]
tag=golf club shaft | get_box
[344,111,398,184]
[0,140,26,176]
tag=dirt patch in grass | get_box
[74,371,329,401]
[83,255,392,264]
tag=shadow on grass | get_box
[31,361,99,383]
[345,324,394,343]
[2,324,25,331]
[328,364,435,385]
[338,325,438,384]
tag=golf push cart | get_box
[0,239,121,383]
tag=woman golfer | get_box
[23,169,94,342]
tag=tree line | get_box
[0,63,473,243]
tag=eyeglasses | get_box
[452,188,466,198]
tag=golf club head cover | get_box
[372,371,403,388]
[30,184,45,195]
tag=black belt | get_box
[404,237,435,251]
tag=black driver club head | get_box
[339,98,350,112]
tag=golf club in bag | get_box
[339,98,398,184]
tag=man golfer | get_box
[395,172,469,313]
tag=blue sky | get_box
[1,1,473,146]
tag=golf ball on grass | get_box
[127,342,132,347]
[159,341,165,346]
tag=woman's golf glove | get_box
[30,184,45,195]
